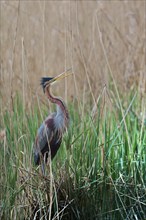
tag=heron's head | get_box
[41,77,53,92]
[40,69,72,93]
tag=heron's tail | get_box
[34,152,40,165]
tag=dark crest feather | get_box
[40,77,53,92]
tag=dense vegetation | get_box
[0,89,145,220]
[1,1,145,219]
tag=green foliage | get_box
[0,92,146,220]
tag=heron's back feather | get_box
[33,114,62,165]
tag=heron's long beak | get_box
[41,69,73,92]
[45,69,72,86]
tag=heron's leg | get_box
[41,160,46,175]
[41,152,49,175]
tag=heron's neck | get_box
[45,86,69,129]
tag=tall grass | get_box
[0,87,145,220]
[1,1,145,219]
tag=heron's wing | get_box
[33,116,54,165]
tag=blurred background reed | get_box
[0,1,146,219]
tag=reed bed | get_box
[0,87,145,219]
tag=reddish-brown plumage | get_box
[33,80,69,166]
